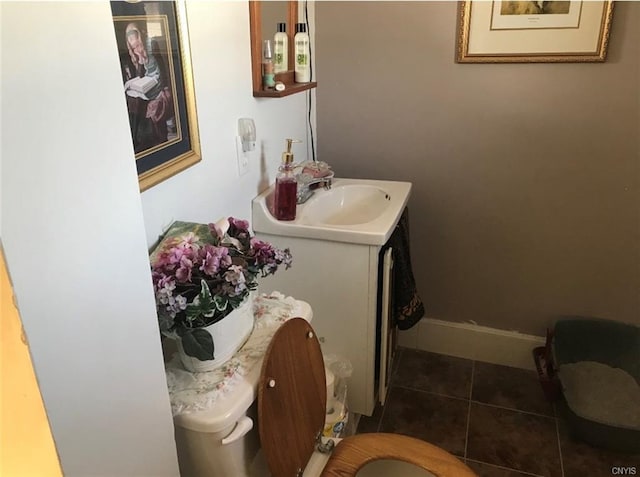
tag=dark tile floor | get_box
[356,347,640,477]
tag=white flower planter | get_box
[177,293,255,372]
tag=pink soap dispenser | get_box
[273,139,299,221]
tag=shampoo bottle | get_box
[273,139,299,221]
[294,23,310,83]
[274,22,288,74]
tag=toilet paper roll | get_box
[325,367,335,404]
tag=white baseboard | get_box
[397,318,545,370]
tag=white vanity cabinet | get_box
[255,234,391,417]
[252,178,411,417]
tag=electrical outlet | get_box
[235,136,249,176]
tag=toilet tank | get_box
[172,301,312,477]
[173,368,261,477]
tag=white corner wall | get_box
[1,3,179,476]
[140,2,311,246]
[1,1,317,475]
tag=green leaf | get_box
[157,308,175,333]
[213,294,228,312]
[185,279,216,321]
[181,328,215,361]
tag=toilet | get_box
[173,314,476,477]
[259,318,476,477]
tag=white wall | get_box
[1,1,315,476]
[1,2,179,476]
[141,2,311,246]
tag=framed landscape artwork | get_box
[111,0,201,191]
[457,1,614,63]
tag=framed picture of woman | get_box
[111,0,201,191]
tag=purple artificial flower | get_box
[250,238,274,262]
[168,295,187,315]
[275,247,293,270]
[153,272,176,304]
[224,264,247,295]
[229,217,250,232]
[151,218,292,330]
[169,244,196,267]
[153,251,174,271]
[250,238,293,275]
[175,256,194,282]
[227,217,251,250]
[199,244,232,276]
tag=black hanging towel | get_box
[388,208,424,330]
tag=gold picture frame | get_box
[457,1,614,63]
[111,0,201,191]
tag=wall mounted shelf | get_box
[253,82,318,98]
[253,71,317,98]
[249,1,317,98]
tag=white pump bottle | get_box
[274,22,288,74]
[294,23,310,83]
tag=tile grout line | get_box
[468,400,556,420]
[464,360,475,460]
[392,382,555,420]
[392,383,472,403]
[465,458,545,477]
[554,403,565,477]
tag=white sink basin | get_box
[252,178,412,245]
[300,184,392,226]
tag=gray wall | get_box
[316,2,639,335]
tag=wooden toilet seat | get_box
[259,318,476,477]
[321,433,476,476]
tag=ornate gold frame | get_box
[112,0,201,191]
[457,1,614,63]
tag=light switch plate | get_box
[235,136,249,176]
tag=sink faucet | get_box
[297,173,333,204]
